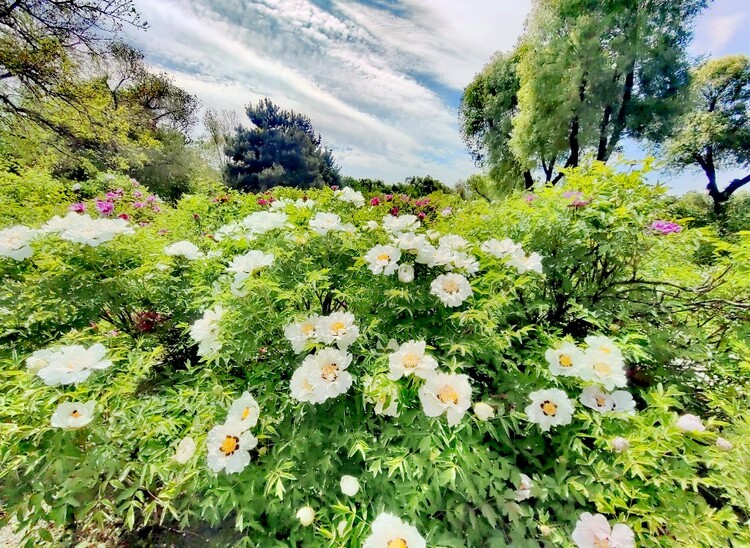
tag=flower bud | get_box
[296,506,315,526]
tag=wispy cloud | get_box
[125,0,531,184]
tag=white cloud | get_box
[692,12,746,57]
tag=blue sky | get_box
[124,0,749,193]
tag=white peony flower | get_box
[226,391,261,430]
[309,212,354,235]
[206,421,258,474]
[340,475,360,496]
[430,273,472,307]
[525,388,575,432]
[165,241,204,260]
[362,512,426,548]
[445,250,480,276]
[508,250,544,274]
[284,315,320,354]
[174,436,197,464]
[364,245,401,275]
[36,343,113,386]
[394,232,430,255]
[716,437,733,451]
[514,473,533,501]
[480,238,521,259]
[545,342,587,377]
[269,198,292,211]
[364,220,379,230]
[397,263,415,283]
[50,401,96,429]
[571,512,635,548]
[611,390,636,415]
[189,305,224,357]
[227,250,274,294]
[611,436,630,453]
[315,312,359,350]
[580,349,628,390]
[337,187,365,207]
[295,198,315,209]
[242,211,289,236]
[303,347,354,403]
[676,413,706,433]
[382,214,420,234]
[439,234,469,251]
[25,348,57,374]
[474,402,495,421]
[388,340,438,380]
[0,225,37,260]
[214,222,247,242]
[44,213,134,246]
[584,335,624,361]
[419,372,472,426]
[579,386,615,413]
[296,506,315,526]
[290,363,319,403]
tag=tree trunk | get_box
[605,65,635,161]
[523,170,534,190]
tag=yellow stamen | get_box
[541,400,557,416]
[593,536,611,548]
[71,410,81,418]
[443,280,460,293]
[242,407,251,420]
[593,362,612,375]
[437,385,459,405]
[387,539,408,548]
[377,253,391,261]
[595,396,607,408]
[321,363,339,381]
[402,353,421,369]
[558,354,573,367]
[301,323,315,336]
[220,435,240,456]
[330,321,346,335]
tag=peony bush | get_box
[1,164,750,546]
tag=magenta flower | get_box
[152,205,162,213]
[69,203,86,213]
[146,195,157,203]
[649,220,682,235]
[133,201,145,209]
[385,194,394,202]
[330,185,339,191]
[95,199,114,216]
[390,206,400,216]
[417,211,426,220]
[118,213,130,220]
[524,194,538,203]
[133,190,143,198]
[257,198,269,206]
[370,197,381,206]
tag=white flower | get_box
[612,437,630,453]
[580,349,627,390]
[611,390,636,415]
[302,347,354,403]
[290,363,319,403]
[508,250,544,274]
[676,413,706,433]
[214,222,246,241]
[295,198,315,209]
[525,388,574,432]
[315,312,359,350]
[269,198,292,211]
[362,512,426,548]
[445,250,480,275]
[414,243,438,265]
[388,340,438,380]
[242,211,289,236]
[72,183,82,191]
[397,263,415,283]
[174,436,197,464]
[36,343,113,386]
[296,506,315,526]
[50,401,96,429]
[0,225,37,260]
[44,213,133,246]
[364,245,401,275]
[545,342,587,377]
[716,437,733,451]
[228,250,274,293]
[165,241,204,260]
[514,473,533,501]
[364,220,379,230]
[337,187,365,207]
[206,421,258,474]
[439,234,469,251]
[430,273,472,307]
[580,386,615,413]
[480,238,521,259]
[474,402,495,421]
[25,348,57,374]
[226,391,260,430]
[189,305,224,357]
[340,475,360,496]
[584,335,624,361]
[284,315,320,354]
[426,230,440,241]
[571,513,635,548]
[419,372,472,426]
[394,232,430,255]
[362,374,400,417]
[382,214,420,234]
[309,212,354,235]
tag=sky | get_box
[123,0,750,193]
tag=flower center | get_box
[71,410,81,418]
[540,400,557,416]
[301,323,315,336]
[242,407,251,420]
[593,535,611,548]
[402,353,421,369]
[558,354,573,367]
[377,253,390,262]
[437,385,459,405]
[595,396,607,408]
[330,321,346,335]
[220,435,240,456]
[387,539,408,548]
[321,363,339,381]
[443,280,460,294]
[593,362,612,375]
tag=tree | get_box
[664,55,750,212]
[224,98,341,192]
[461,0,707,189]
[203,108,239,169]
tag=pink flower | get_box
[118,213,130,220]
[385,194,394,202]
[649,220,682,235]
[146,195,157,203]
[330,185,339,191]
[130,178,141,186]
[158,229,169,236]
[389,206,400,216]
[572,513,634,548]
[440,207,453,217]
[417,211,426,220]
[524,194,538,203]
[133,190,143,198]
[152,205,162,213]
[370,197,381,206]
[69,203,86,213]
[95,200,114,216]
[133,201,145,209]
[257,198,269,206]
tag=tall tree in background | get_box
[204,108,239,169]
[460,0,708,189]
[664,55,750,213]
[224,98,340,192]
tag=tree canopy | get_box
[224,98,341,193]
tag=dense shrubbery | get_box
[1,164,749,546]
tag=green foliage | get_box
[1,164,749,546]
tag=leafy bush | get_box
[1,165,749,546]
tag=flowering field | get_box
[1,165,750,546]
